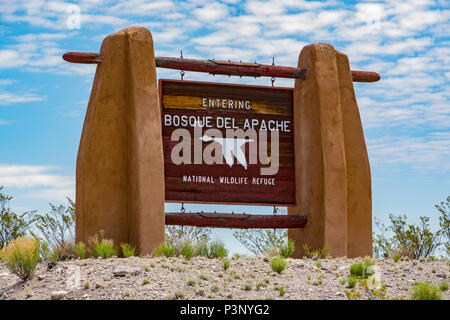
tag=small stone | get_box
[0,292,8,300]
[113,265,142,277]
[436,274,447,279]
[335,292,344,297]
[0,272,9,277]
[51,290,67,300]
[37,274,46,281]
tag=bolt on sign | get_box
[160,79,295,205]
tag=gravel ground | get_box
[0,256,448,300]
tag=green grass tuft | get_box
[279,240,295,258]
[121,243,136,258]
[270,257,286,274]
[75,242,87,259]
[409,282,442,300]
[180,241,195,260]
[153,242,176,258]
[223,259,230,270]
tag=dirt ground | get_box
[0,256,448,300]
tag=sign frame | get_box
[159,79,297,207]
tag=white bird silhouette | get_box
[200,135,253,169]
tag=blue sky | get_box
[0,0,449,255]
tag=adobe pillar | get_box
[75,26,165,255]
[288,43,372,258]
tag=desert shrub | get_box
[153,242,176,258]
[435,196,449,257]
[187,279,196,286]
[173,291,185,300]
[350,263,364,277]
[211,285,220,293]
[1,238,40,281]
[165,224,212,248]
[194,242,209,257]
[233,228,287,255]
[223,259,230,270]
[89,232,117,258]
[208,240,228,258]
[0,187,37,249]
[233,207,289,255]
[279,239,295,258]
[374,196,449,259]
[350,258,374,278]
[38,240,51,261]
[180,241,195,260]
[270,257,286,273]
[121,243,136,258]
[233,228,288,255]
[195,240,228,259]
[302,243,330,259]
[277,286,286,297]
[439,281,448,291]
[345,278,404,300]
[51,242,76,261]
[32,198,76,260]
[75,242,87,259]
[347,275,357,288]
[409,282,442,300]
[393,254,401,263]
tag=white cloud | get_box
[0,164,74,189]
[367,132,450,171]
[0,92,45,105]
[0,50,24,68]
[108,0,174,15]
[0,0,448,174]
[0,79,15,85]
[26,187,75,202]
[193,2,229,22]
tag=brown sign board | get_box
[160,79,295,205]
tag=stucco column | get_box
[75,26,165,255]
[336,52,373,258]
[288,43,372,258]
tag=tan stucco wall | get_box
[288,44,372,258]
[75,26,165,255]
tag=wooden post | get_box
[76,27,165,255]
[165,212,307,229]
[288,44,372,258]
[62,52,381,82]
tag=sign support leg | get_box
[76,27,165,255]
[288,44,372,258]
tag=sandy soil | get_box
[0,256,448,300]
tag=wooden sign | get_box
[160,79,295,205]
